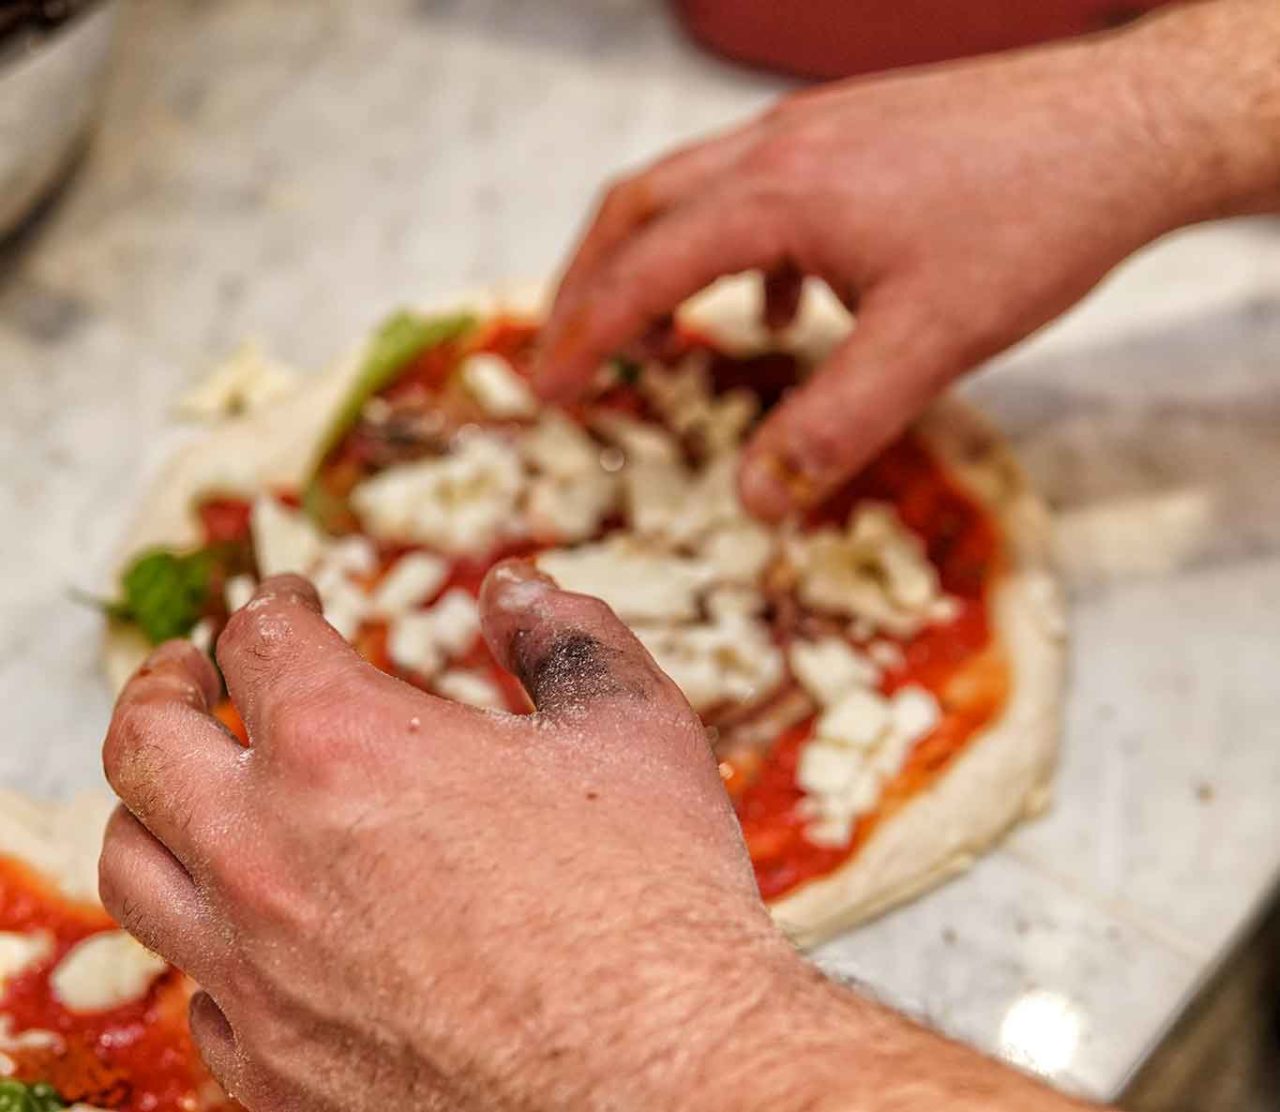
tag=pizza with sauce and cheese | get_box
[0,277,1066,1109]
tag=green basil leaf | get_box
[0,1080,66,1112]
[114,547,216,645]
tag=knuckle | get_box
[103,702,168,789]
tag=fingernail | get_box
[740,448,828,521]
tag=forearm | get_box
[1111,0,1280,224]
[677,951,1096,1112]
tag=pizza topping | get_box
[251,496,325,578]
[351,433,524,555]
[0,1078,72,1112]
[314,309,476,464]
[788,638,879,708]
[698,518,775,585]
[816,688,892,750]
[789,501,946,638]
[638,355,758,457]
[176,342,298,422]
[106,549,217,645]
[459,353,538,419]
[537,537,715,624]
[48,933,166,1015]
[633,613,784,714]
[223,574,256,614]
[369,552,448,616]
[387,589,480,678]
[797,684,943,846]
[433,669,505,710]
[0,934,52,993]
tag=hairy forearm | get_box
[1113,0,1280,223]
[679,955,1096,1112]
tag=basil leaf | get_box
[0,1080,66,1112]
[114,547,216,645]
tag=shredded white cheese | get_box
[433,669,505,710]
[537,537,715,624]
[352,433,524,555]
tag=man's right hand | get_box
[537,0,1280,521]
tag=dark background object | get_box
[671,0,1178,79]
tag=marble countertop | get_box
[2,0,1279,1100]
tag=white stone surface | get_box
[1,0,1278,1099]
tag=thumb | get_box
[738,289,968,521]
[478,559,693,723]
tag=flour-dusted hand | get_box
[537,0,1280,520]
[100,570,1099,1111]
[97,569,821,1110]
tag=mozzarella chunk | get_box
[789,501,943,638]
[525,470,616,544]
[521,412,603,478]
[789,637,879,708]
[0,932,52,992]
[633,614,784,713]
[387,613,444,677]
[700,519,775,584]
[426,589,480,656]
[798,683,942,846]
[623,451,745,548]
[352,433,524,555]
[537,537,715,624]
[370,552,448,616]
[225,574,257,613]
[50,932,167,1014]
[177,342,297,421]
[251,497,326,578]
[434,670,506,710]
[795,740,864,799]
[387,589,480,675]
[319,575,372,641]
[705,585,766,620]
[460,352,537,418]
[188,618,215,655]
[816,688,892,750]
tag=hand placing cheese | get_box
[536,0,1280,520]
[100,571,1095,1112]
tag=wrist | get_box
[1106,0,1280,225]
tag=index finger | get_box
[215,574,367,746]
[536,187,790,401]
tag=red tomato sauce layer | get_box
[0,858,228,1110]
[736,433,1006,901]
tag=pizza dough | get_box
[97,275,1066,946]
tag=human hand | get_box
[537,0,1280,520]
[98,567,832,1111]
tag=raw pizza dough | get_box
[98,275,1066,945]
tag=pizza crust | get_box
[100,275,1065,947]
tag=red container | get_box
[672,1,1176,80]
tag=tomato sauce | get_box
[737,433,1007,900]
[0,859,230,1110]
